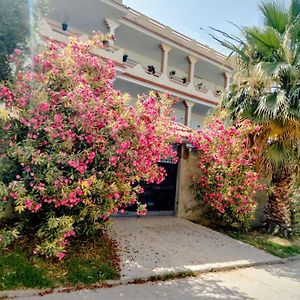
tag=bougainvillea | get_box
[0,35,178,258]
[190,112,265,229]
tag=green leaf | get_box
[259,1,288,34]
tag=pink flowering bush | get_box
[0,35,177,258]
[190,113,265,229]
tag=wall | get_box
[190,111,206,129]
[176,148,205,221]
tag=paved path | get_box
[20,260,300,299]
[108,216,278,280]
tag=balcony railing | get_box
[43,19,224,102]
[115,53,223,100]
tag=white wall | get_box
[190,112,206,129]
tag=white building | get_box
[40,0,233,130]
[39,0,233,217]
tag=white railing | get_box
[44,19,223,101]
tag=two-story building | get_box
[40,0,233,219]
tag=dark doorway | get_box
[125,161,178,214]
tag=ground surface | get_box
[226,231,300,258]
[20,260,300,300]
[0,234,119,291]
[108,216,278,280]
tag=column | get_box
[183,100,195,127]
[105,18,120,43]
[160,43,172,75]
[223,71,232,89]
[187,55,198,86]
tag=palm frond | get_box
[259,1,288,34]
[208,32,248,62]
[253,62,286,81]
[289,0,300,23]
[219,0,300,176]
[244,26,283,61]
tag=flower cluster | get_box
[0,34,178,257]
[189,113,265,228]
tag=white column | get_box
[105,18,120,43]
[187,55,198,86]
[223,71,232,89]
[183,100,195,127]
[160,43,172,75]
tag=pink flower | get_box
[87,151,96,162]
[63,230,76,238]
[38,102,50,112]
[109,156,118,165]
[33,203,42,212]
[24,199,34,209]
[14,49,22,55]
[56,251,66,260]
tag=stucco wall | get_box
[176,149,206,221]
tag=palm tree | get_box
[213,0,300,236]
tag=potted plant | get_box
[147,65,155,74]
[169,70,176,77]
[122,54,128,62]
[61,21,68,31]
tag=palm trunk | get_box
[266,172,292,237]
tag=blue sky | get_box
[123,0,290,54]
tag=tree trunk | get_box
[266,172,292,237]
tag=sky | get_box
[123,0,290,54]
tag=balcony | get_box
[119,52,225,105]
[40,18,227,105]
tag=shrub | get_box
[190,113,265,229]
[0,35,177,258]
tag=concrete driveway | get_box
[108,216,279,280]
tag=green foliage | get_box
[0,35,177,258]
[212,0,300,232]
[0,0,45,81]
[0,234,119,290]
[65,260,117,285]
[216,0,300,176]
[36,216,75,258]
[228,231,300,258]
[190,114,265,230]
[0,251,54,290]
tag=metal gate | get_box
[125,161,178,215]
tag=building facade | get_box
[40,0,234,218]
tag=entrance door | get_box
[125,161,178,215]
